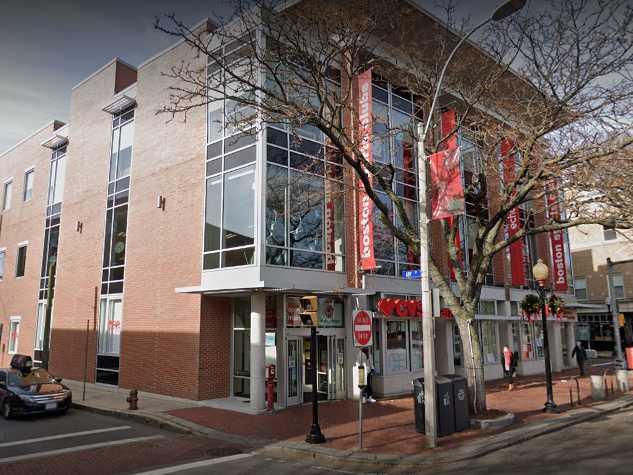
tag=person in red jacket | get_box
[502,345,517,391]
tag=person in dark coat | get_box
[571,341,587,376]
[501,345,518,391]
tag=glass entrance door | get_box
[287,337,302,406]
[327,336,346,399]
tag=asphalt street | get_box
[0,409,243,475]
[147,407,633,475]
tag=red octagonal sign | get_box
[353,310,373,347]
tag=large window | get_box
[16,244,27,277]
[233,298,251,398]
[612,273,625,299]
[369,82,419,277]
[479,320,499,364]
[34,302,47,350]
[23,169,34,202]
[2,180,12,211]
[0,249,5,280]
[8,317,20,354]
[204,40,257,270]
[47,146,67,210]
[97,297,123,385]
[574,277,588,301]
[101,109,134,295]
[265,125,345,271]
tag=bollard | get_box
[591,375,606,400]
[126,389,139,410]
[574,377,581,405]
[569,387,574,407]
[616,370,630,392]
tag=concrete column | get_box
[566,323,577,368]
[548,321,564,372]
[250,293,266,412]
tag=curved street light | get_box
[418,0,527,447]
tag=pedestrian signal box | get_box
[300,296,319,327]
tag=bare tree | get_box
[155,0,633,413]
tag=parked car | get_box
[0,354,72,419]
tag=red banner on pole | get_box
[546,182,568,291]
[501,139,526,286]
[430,147,464,220]
[356,69,376,271]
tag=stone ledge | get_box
[471,412,516,430]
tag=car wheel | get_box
[1,400,12,419]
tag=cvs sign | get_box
[376,298,422,318]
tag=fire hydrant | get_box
[266,364,276,412]
[127,389,139,410]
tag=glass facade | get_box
[97,107,134,385]
[205,40,257,270]
[265,125,345,271]
[370,81,419,277]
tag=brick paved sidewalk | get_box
[167,363,633,455]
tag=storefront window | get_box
[410,319,423,371]
[372,319,382,375]
[520,322,544,360]
[386,320,408,373]
[534,323,544,358]
[479,320,499,364]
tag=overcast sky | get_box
[0,0,505,153]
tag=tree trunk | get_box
[455,316,487,415]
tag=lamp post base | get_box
[306,424,326,444]
[543,401,559,413]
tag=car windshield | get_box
[8,369,55,386]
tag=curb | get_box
[71,401,267,449]
[259,394,633,468]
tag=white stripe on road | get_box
[0,435,163,464]
[131,453,253,475]
[0,425,132,448]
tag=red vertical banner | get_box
[355,69,376,271]
[439,109,462,280]
[429,147,464,220]
[501,139,526,286]
[546,181,568,291]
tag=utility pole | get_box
[42,259,56,370]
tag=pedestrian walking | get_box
[571,341,587,376]
[501,345,517,391]
[359,347,376,403]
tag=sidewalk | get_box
[68,365,633,463]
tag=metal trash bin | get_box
[412,378,425,433]
[443,374,470,432]
[435,376,456,437]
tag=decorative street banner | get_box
[429,146,464,220]
[501,139,526,286]
[355,68,376,270]
[546,181,568,291]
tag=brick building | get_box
[570,225,633,356]
[0,3,579,413]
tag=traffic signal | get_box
[300,296,319,327]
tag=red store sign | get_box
[376,298,423,318]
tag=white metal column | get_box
[250,293,266,412]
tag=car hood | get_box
[9,383,67,395]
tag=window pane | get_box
[225,146,256,171]
[288,171,323,252]
[266,165,286,247]
[117,122,134,179]
[290,250,323,269]
[222,247,255,267]
[16,245,27,277]
[204,176,222,252]
[410,320,423,371]
[98,299,122,355]
[386,320,408,373]
[24,170,34,201]
[3,181,12,210]
[223,165,255,248]
[109,128,120,182]
[34,303,46,350]
[52,156,66,204]
[110,206,128,267]
[0,251,4,279]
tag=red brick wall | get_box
[0,123,60,368]
[198,296,231,399]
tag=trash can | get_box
[435,376,456,437]
[412,378,425,433]
[443,374,470,432]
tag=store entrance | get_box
[286,333,345,406]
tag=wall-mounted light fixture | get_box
[76,221,83,233]
[156,195,166,211]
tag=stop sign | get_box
[353,310,373,347]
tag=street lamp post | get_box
[416,0,526,447]
[532,259,558,413]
